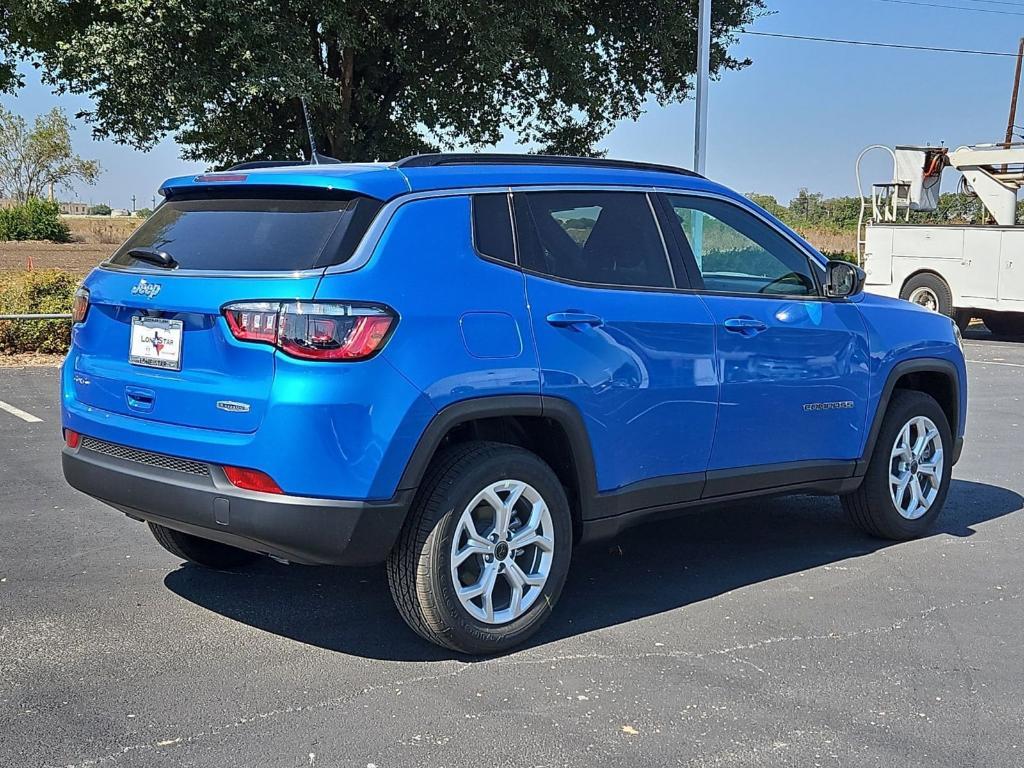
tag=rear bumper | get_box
[62,440,413,566]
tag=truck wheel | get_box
[982,312,1024,338]
[387,441,572,654]
[148,522,260,569]
[900,273,954,319]
[841,390,952,540]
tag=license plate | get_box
[129,316,183,371]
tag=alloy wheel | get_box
[449,479,555,624]
[888,415,944,520]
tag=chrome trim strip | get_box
[325,183,663,275]
[96,182,826,281]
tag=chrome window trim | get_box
[96,183,827,282]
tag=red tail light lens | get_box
[223,466,283,494]
[72,287,90,324]
[64,429,81,448]
[222,302,395,361]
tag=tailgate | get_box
[69,268,323,433]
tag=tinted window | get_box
[109,197,372,271]
[516,191,673,288]
[666,196,818,296]
[472,194,515,264]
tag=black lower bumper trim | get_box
[62,446,412,566]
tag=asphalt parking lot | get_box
[2,332,1022,768]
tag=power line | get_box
[741,30,1022,57]
[957,0,1024,7]
[875,0,1024,16]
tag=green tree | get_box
[0,106,100,201]
[87,203,111,216]
[1,0,764,166]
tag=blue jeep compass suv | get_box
[61,154,967,653]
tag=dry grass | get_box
[0,351,64,367]
[797,227,857,255]
[63,215,141,245]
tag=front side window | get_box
[515,191,674,289]
[666,195,818,297]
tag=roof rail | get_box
[227,154,344,171]
[393,153,702,178]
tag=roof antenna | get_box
[301,98,320,165]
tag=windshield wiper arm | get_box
[128,247,177,269]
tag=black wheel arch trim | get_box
[396,395,614,522]
[856,357,962,476]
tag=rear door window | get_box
[514,191,675,289]
[108,197,379,271]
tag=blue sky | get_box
[3,0,1022,207]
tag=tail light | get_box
[72,287,90,324]
[223,466,283,494]
[64,429,81,449]
[222,302,395,361]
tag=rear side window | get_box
[514,191,673,289]
[109,197,380,271]
[472,194,515,264]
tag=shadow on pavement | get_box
[163,479,1021,662]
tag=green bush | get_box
[88,204,111,216]
[0,198,71,242]
[0,269,78,354]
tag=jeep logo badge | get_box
[131,278,162,299]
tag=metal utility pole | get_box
[693,0,712,174]
[1006,37,1024,149]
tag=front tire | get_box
[386,442,573,654]
[148,522,260,569]
[842,390,952,540]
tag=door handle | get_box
[546,312,604,328]
[723,317,768,335]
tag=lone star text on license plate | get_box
[130,316,183,370]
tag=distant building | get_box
[59,201,90,216]
[0,197,15,209]
[111,208,132,217]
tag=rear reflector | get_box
[64,429,81,449]
[222,301,396,361]
[223,466,283,494]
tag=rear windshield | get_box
[108,197,379,271]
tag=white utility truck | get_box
[856,143,1024,335]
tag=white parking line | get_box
[0,400,43,423]
[967,359,1024,369]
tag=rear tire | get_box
[982,311,1024,339]
[148,522,260,569]
[900,273,956,321]
[841,390,952,540]
[386,441,572,655]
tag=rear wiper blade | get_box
[128,247,177,269]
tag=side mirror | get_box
[825,260,865,298]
